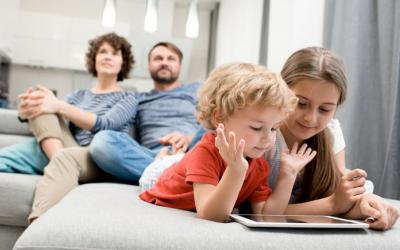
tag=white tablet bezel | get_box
[230,214,369,229]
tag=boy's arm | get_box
[193,166,246,222]
[193,124,248,222]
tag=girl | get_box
[140,63,316,222]
[267,46,398,229]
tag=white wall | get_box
[215,0,264,66]
[5,0,213,108]
[267,0,325,72]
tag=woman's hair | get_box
[197,63,298,129]
[86,32,135,81]
[281,47,347,202]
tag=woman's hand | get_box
[280,142,316,177]
[214,123,248,175]
[330,168,367,214]
[345,193,399,230]
[18,85,61,119]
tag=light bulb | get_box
[186,0,199,38]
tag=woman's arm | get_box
[19,86,137,131]
[18,86,97,129]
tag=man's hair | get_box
[147,42,183,63]
[86,32,135,81]
[197,63,298,130]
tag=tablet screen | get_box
[238,214,354,224]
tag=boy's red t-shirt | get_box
[139,132,272,210]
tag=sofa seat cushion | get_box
[0,173,39,227]
[14,183,400,250]
[0,109,31,136]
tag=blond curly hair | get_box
[197,63,298,129]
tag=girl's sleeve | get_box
[327,119,346,154]
[90,92,138,133]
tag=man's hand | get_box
[280,142,316,177]
[159,131,193,153]
[18,85,61,119]
[214,123,248,175]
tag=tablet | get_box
[230,214,369,229]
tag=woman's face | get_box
[95,42,123,77]
[283,79,341,143]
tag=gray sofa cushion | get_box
[0,134,33,148]
[0,173,39,227]
[0,225,25,250]
[14,183,400,250]
[0,109,31,136]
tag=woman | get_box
[0,32,137,222]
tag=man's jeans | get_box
[90,131,161,183]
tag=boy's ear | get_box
[212,109,223,127]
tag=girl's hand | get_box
[18,85,61,119]
[330,168,367,214]
[346,193,399,230]
[280,142,316,177]
[215,123,248,175]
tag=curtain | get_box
[324,0,400,199]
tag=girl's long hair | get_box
[281,47,347,202]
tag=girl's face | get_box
[282,79,340,143]
[221,105,285,159]
[95,42,123,77]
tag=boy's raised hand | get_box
[215,123,248,174]
[280,142,316,176]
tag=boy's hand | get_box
[215,123,248,174]
[280,142,316,176]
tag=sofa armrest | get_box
[0,109,31,136]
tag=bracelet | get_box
[17,116,29,123]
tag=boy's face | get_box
[222,105,285,159]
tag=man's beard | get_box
[150,67,178,84]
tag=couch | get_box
[1,108,400,250]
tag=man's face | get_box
[148,46,181,84]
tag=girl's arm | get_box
[285,168,367,215]
[253,143,316,214]
[193,124,248,222]
[342,193,399,230]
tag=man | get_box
[89,42,201,183]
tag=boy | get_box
[140,63,316,222]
